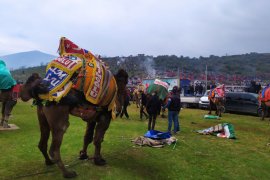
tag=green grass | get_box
[1,102,270,180]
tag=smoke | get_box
[117,57,125,66]
[143,57,156,78]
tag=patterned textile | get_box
[197,123,236,139]
[260,86,270,102]
[39,56,82,102]
[73,57,117,110]
[147,79,169,100]
[12,84,21,100]
[0,60,16,90]
[214,84,225,97]
[132,136,177,148]
[58,37,98,60]
[40,37,117,113]
[208,84,225,100]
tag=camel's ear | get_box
[32,73,40,79]
[26,73,40,85]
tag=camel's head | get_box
[20,73,49,101]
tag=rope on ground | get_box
[4,134,175,179]
[177,137,211,156]
[172,139,177,149]
[5,155,84,180]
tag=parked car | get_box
[225,92,262,116]
[199,90,210,109]
[181,95,201,108]
[180,90,202,108]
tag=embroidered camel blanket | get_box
[209,84,225,102]
[260,85,270,102]
[39,37,117,112]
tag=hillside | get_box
[10,52,270,85]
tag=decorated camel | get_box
[208,84,226,117]
[0,60,20,128]
[19,37,128,178]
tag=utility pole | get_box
[205,65,208,91]
[177,66,180,87]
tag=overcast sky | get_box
[0,0,269,57]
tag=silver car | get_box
[199,90,210,109]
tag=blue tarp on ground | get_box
[0,60,16,90]
[144,130,171,139]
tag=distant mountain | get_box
[0,50,57,70]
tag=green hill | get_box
[11,52,270,84]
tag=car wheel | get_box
[182,103,188,108]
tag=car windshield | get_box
[204,90,210,96]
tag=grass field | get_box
[1,101,270,180]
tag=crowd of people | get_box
[119,85,181,135]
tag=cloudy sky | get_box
[0,0,269,57]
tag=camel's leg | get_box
[93,112,111,166]
[261,110,265,120]
[45,105,77,178]
[217,105,221,117]
[0,102,4,126]
[261,104,265,120]
[208,100,213,115]
[79,121,96,160]
[36,106,54,165]
[2,100,16,128]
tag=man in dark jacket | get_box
[146,91,161,130]
[163,86,181,134]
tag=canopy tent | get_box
[147,79,169,100]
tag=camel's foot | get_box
[45,159,55,166]
[63,170,77,178]
[3,123,10,128]
[79,151,89,160]
[94,157,106,166]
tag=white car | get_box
[199,90,210,109]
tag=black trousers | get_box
[148,113,157,130]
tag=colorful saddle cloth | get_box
[39,37,117,112]
[0,60,16,90]
[72,56,117,111]
[209,84,225,99]
[261,85,270,102]
[39,56,82,102]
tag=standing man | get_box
[163,86,181,134]
[146,91,161,130]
